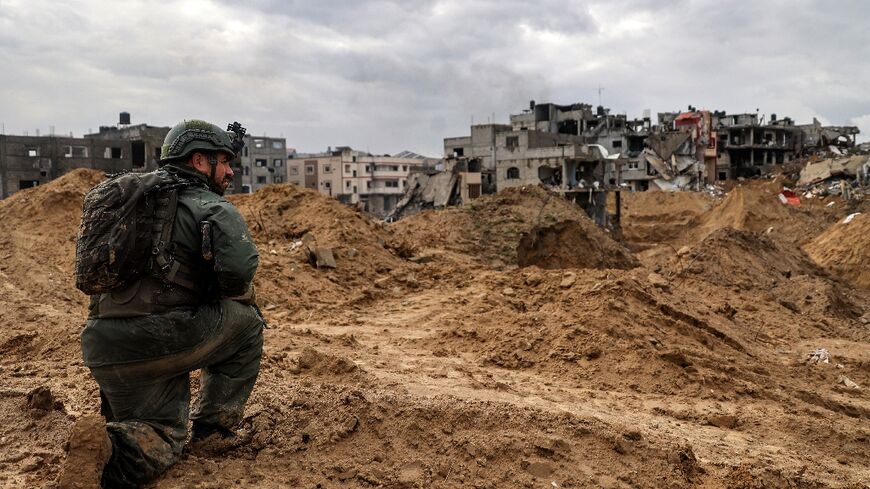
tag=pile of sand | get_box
[0,168,103,307]
[620,190,714,247]
[804,212,870,289]
[689,180,836,245]
[229,185,415,318]
[674,228,821,289]
[517,220,639,270]
[393,186,631,269]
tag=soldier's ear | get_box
[189,152,208,173]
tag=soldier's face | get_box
[191,152,234,190]
[212,154,235,190]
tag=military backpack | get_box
[74,171,193,295]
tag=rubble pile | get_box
[798,154,870,202]
[0,174,868,488]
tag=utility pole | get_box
[597,83,605,107]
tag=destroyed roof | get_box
[798,155,870,186]
[392,150,437,160]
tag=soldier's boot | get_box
[57,415,112,489]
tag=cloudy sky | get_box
[1,0,869,156]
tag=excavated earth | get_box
[0,170,868,488]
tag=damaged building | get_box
[287,147,439,218]
[0,113,169,199]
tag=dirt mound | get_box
[674,227,821,289]
[690,180,835,245]
[393,186,629,269]
[517,220,639,270]
[228,185,414,319]
[621,190,714,246]
[1,173,869,488]
[228,185,413,315]
[804,213,870,289]
[0,169,103,339]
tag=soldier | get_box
[60,120,264,488]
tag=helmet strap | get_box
[207,154,218,181]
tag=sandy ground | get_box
[0,170,867,488]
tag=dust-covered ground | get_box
[0,170,868,488]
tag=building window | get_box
[612,140,623,149]
[306,165,314,174]
[243,165,250,175]
[324,165,332,173]
[367,181,371,189]
[289,166,298,175]
[243,147,248,157]
[273,176,283,183]
[241,184,251,193]
[255,159,267,167]
[506,136,519,148]
[26,147,39,157]
[364,165,370,172]
[273,159,283,167]
[402,165,407,172]
[64,146,88,158]
[324,182,331,189]
[346,180,351,188]
[453,147,464,157]
[507,167,520,179]
[254,139,264,149]
[627,161,639,170]
[256,176,267,184]
[345,164,351,173]
[353,185,357,194]
[385,180,399,188]
[104,147,122,159]
[271,140,283,150]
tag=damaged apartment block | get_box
[395,100,862,228]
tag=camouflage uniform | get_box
[80,123,262,488]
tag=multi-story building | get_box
[0,114,169,199]
[288,147,438,217]
[445,101,656,191]
[234,135,287,193]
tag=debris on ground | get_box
[837,376,861,389]
[806,348,832,365]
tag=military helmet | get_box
[160,119,243,162]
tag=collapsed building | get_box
[391,100,863,224]
[394,102,632,226]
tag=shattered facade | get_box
[287,147,439,217]
[447,101,863,192]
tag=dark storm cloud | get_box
[1,0,868,155]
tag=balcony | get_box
[370,168,406,178]
[366,186,405,195]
